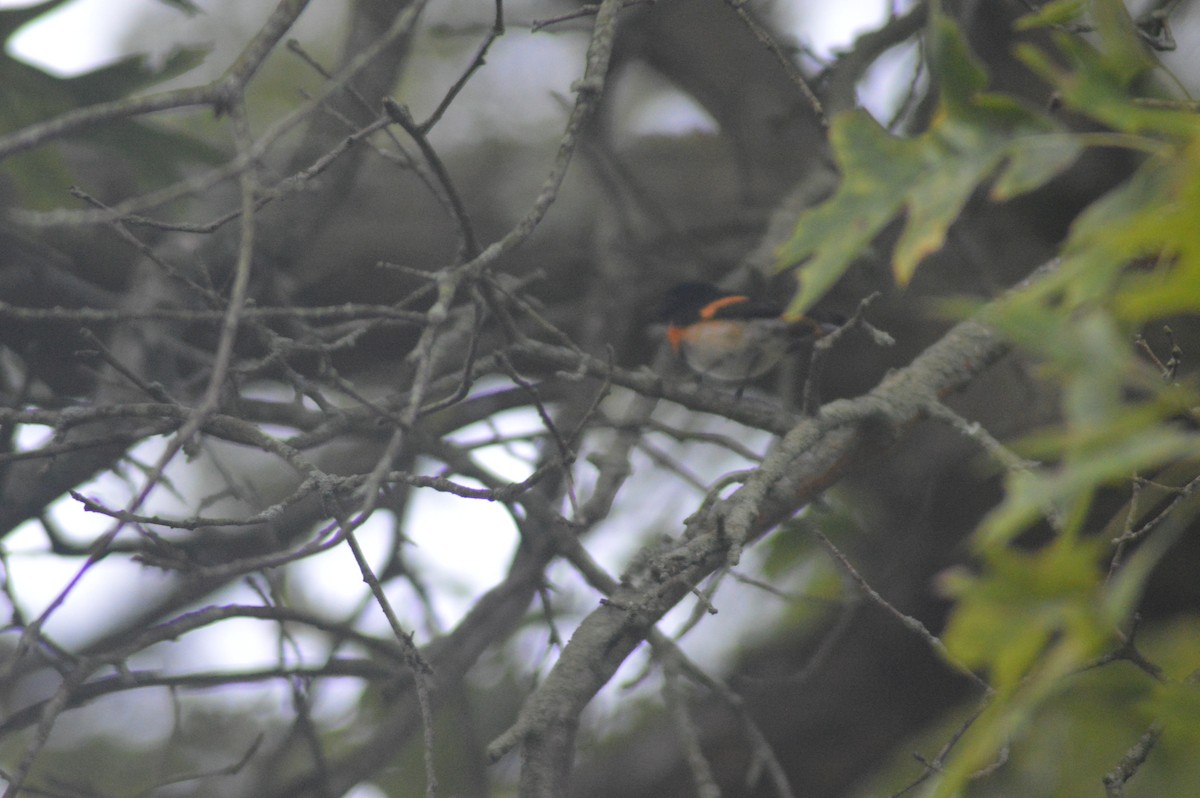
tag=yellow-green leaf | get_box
[1015,0,1088,30]
[777,15,1077,313]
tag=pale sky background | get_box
[3,0,894,74]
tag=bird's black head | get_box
[657,282,726,325]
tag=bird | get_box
[657,281,836,384]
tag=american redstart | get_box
[658,282,837,383]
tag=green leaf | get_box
[776,112,922,313]
[979,424,1200,549]
[943,540,1108,684]
[1000,124,1200,322]
[777,15,1079,314]
[934,539,1116,796]
[1108,148,1200,319]
[1016,0,1157,82]
[1092,0,1159,83]
[930,9,988,114]
[1019,35,1194,137]
[990,132,1085,200]
[970,302,1194,543]
[1015,0,1088,30]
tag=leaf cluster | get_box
[777,3,1200,793]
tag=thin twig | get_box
[802,291,890,415]
[420,0,505,133]
[1102,724,1163,798]
[384,99,481,258]
[813,530,991,692]
[722,0,827,127]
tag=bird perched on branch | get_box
[658,282,837,384]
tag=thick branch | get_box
[486,286,1018,794]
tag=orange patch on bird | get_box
[699,295,749,320]
[667,325,685,352]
